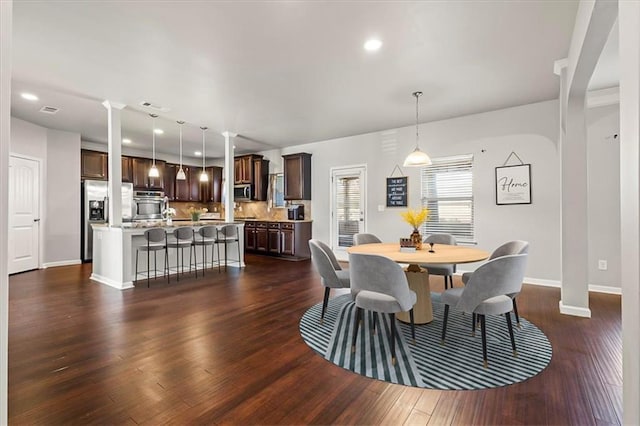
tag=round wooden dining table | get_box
[347,242,490,324]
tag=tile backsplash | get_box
[169,200,311,220]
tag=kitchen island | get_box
[90,221,245,290]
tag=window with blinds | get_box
[336,176,361,247]
[420,154,474,243]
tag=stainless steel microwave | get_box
[234,184,252,201]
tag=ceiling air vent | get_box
[39,106,60,114]
[139,101,170,113]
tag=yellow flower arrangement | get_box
[400,207,429,230]
[188,206,208,221]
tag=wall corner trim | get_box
[559,300,592,318]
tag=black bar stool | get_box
[193,225,217,275]
[215,224,241,271]
[166,227,196,281]
[135,228,169,287]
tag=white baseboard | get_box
[90,273,134,290]
[559,300,592,318]
[42,259,81,269]
[588,284,622,295]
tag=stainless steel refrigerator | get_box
[82,180,134,261]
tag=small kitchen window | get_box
[270,173,285,207]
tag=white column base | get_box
[558,300,592,318]
[90,273,134,290]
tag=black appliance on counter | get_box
[287,204,305,220]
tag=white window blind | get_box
[420,154,474,243]
[336,176,361,247]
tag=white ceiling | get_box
[10,1,585,159]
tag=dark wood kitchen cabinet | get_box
[81,150,108,180]
[234,155,254,184]
[244,222,257,251]
[255,222,269,252]
[121,156,133,182]
[244,220,311,259]
[132,157,165,190]
[233,155,268,200]
[202,166,223,203]
[268,223,281,254]
[283,153,312,200]
[163,164,177,200]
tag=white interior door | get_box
[331,166,366,255]
[9,155,40,274]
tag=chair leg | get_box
[441,304,449,344]
[202,244,206,276]
[371,312,377,334]
[512,297,521,328]
[443,276,448,290]
[480,314,488,368]
[351,307,361,353]
[237,240,241,267]
[175,247,180,282]
[506,312,517,357]
[320,287,330,324]
[165,248,169,283]
[471,313,476,336]
[390,313,396,365]
[135,250,139,285]
[217,242,222,273]
[224,242,228,268]
[147,249,150,288]
[409,308,415,344]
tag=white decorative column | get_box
[555,0,617,317]
[620,1,640,424]
[102,101,126,227]
[0,1,11,422]
[222,131,237,223]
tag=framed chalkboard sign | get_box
[386,176,408,207]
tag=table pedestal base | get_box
[397,265,433,324]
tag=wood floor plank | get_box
[7,257,623,425]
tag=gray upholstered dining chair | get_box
[309,239,350,323]
[135,227,169,287]
[421,233,457,290]
[353,233,382,245]
[349,252,416,365]
[461,240,529,326]
[166,226,196,282]
[440,253,528,367]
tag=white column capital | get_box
[553,58,568,76]
[221,131,238,138]
[102,100,126,110]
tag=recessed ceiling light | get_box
[194,151,202,156]
[122,138,132,144]
[364,39,382,52]
[154,128,164,135]
[21,93,39,101]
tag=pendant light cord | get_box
[201,126,208,172]
[150,113,158,166]
[177,120,184,168]
[414,91,422,150]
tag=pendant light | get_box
[176,120,186,180]
[199,126,209,182]
[148,113,160,177]
[403,91,432,167]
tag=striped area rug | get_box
[299,293,552,390]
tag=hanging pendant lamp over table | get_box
[148,113,160,178]
[403,91,432,167]
[200,126,209,182]
[176,120,186,181]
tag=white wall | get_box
[45,129,81,265]
[281,100,561,282]
[587,104,620,290]
[10,117,82,266]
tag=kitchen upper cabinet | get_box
[174,166,192,201]
[234,155,253,184]
[132,158,165,190]
[253,158,269,201]
[233,155,268,198]
[121,156,133,183]
[190,168,202,201]
[283,153,312,200]
[81,150,108,180]
[202,166,223,203]
[163,164,176,200]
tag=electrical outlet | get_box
[598,260,608,271]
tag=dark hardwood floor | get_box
[8,255,622,425]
